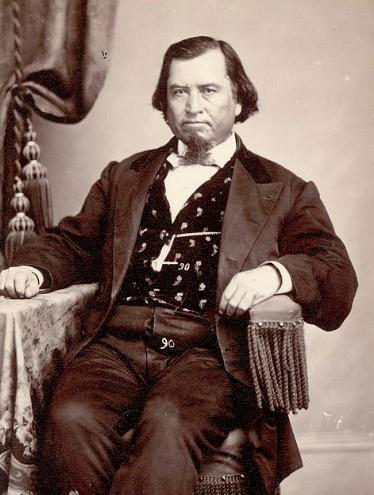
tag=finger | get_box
[224,301,240,318]
[4,270,18,298]
[14,272,29,298]
[223,283,249,317]
[0,270,8,294]
[232,292,256,317]
[219,280,240,315]
[219,289,230,315]
[24,274,40,298]
[224,290,245,317]
[226,288,256,318]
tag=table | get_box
[0,284,97,495]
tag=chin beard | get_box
[181,130,216,165]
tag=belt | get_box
[105,305,215,355]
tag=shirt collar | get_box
[168,133,237,169]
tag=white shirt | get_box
[165,133,237,222]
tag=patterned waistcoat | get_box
[118,158,235,315]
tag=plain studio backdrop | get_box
[32,1,373,493]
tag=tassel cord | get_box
[272,328,283,398]
[285,329,298,414]
[248,325,263,409]
[281,326,291,412]
[256,328,276,411]
[296,323,309,409]
[263,330,283,409]
[292,328,303,408]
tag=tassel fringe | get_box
[247,318,309,414]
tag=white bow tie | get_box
[167,152,218,168]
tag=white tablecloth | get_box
[0,284,97,495]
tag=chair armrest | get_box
[248,294,302,323]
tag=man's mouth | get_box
[183,121,210,126]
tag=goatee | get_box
[182,131,215,165]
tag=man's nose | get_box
[186,90,203,114]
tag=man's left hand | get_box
[219,265,281,318]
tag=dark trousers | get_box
[42,308,237,495]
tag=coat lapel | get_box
[216,156,283,303]
[111,145,173,298]
[215,151,283,387]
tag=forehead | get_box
[167,49,229,86]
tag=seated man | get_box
[0,36,357,495]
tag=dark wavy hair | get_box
[152,36,258,123]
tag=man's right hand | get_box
[0,266,40,299]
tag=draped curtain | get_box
[0,0,118,263]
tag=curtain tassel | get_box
[22,123,53,234]
[5,176,36,264]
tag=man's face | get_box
[166,49,242,150]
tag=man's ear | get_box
[235,102,242,117]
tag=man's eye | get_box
[173,89,186,97]
[203,87,217,95]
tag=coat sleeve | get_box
[276,180,357,331]
[12,161,119,290]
